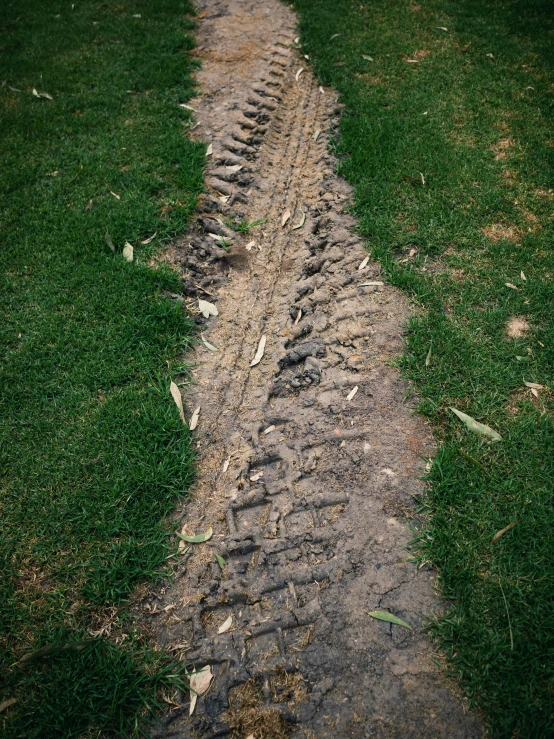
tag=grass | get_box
[0,0,204,735]
[291,0,554,735]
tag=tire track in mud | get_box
[146,1,483,736]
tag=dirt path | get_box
[147,0,483,736]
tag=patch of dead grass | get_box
[505,316,530,339]
[491,136,515,160]
[482,223,521,243]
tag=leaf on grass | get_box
[450,407,502,441]
[281,209,291,227]
[290,212,306,231]
[250,335,266,367]
[20,640,96,663]
[505,283,519,290]
[122,242,133,262]
[520,271,526,281]
[32,88,53,100]
[436,26,448,31]
[179,103,196,111]
[330,33,342,40]
[360,281,384,286]
[86,199,93,211]
[492,521,519,543]
[189,666,213,715]
[198,299,219,318]
[313,129,321,142]
[141,231,157,245]
[367,611,413,630]
[218,615,233,634]
[523,381,544,390]
[425,345,432,368]
[0,699,17,713]
[362,54,374,61]
[201,334,218,352]
[295,68,304,81]
[105,232,115,253]
[189,406,201,431]
[358,256,369,270]
[215,553,226,570]
[110,191,121,200]
[177,527,213,544]
[346,386,358,401]
[170,381,186,424]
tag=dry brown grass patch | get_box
[224,678,292,738]
[482,223,520,243]
[505,316,530,339]
[491,136,515,160]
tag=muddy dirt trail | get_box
[146,0,483,736]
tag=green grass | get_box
[0,0,203,735]
[291,0,554,735]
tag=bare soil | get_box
[146,1,484,736]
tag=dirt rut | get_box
[147,0,483,736]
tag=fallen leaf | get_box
[250,471,264,482]
[132,13,141,17]
[177,527,213,544]
[179,103,196,111]
[105,232,115,253]
[450,407,502,442]
[226,164,243,173]
[362,54,374,61]
[201,334,218,352]
[420,172,426,186]
[170,381,186,424]
[281,209,291,227]
[505,283,519,290]
[122,242,133,262]
[250,335,266,367]
[367,611,413,630]
[492,521,519,543]
[295,67,304,81]
[290,212,306,231]
[189,406,201,431]
[436,26,448,31]
[189,666,213,715]
[218,615,233,634]
[405,59,419,63]
[319,86,325,94]
[222,458,230,473]
[141,231,157,245]
[531,387,539,398]
[313,129,321,142]
[524,381,544,390]
[294,309,302,325]
[360,281,384,286]
[425,345,432,368]
[178,539,189,552]
[110,191,121,200]
[86,199,93,211]
[215,553,226,569]
[330,33,342,40]
[346,386,358,401]
[32,88,53,100]
[264,425,276,434]
[358,256,369,270]
[486,53,495,58]
[520,271,526,281]
[198,299,219,318]
[0,699,17,713]
[245,240,255,251]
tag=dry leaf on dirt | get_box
[367,611,413,630]
[346,386,358,401]
[360,281,384,286]
[281,209,291,227]
[250,335,266,367]
[122,242,134,262]
[206,143,213,156]
[198,299,219,318]
[170,381,186,424]
[358,256,369,270]
[295,67,304,81]
[0,699,17,713]
[177,526,213,544]
[217,615,233,634]
[201,334,218,352]
[450,407,502,442]
[492,521,519,543]
[294,309,302,325]
[314,129,321,142]
[523,381,544,390]
[264,425,276,434]
[250,471,264,482]
[179,103,196,111]
[189,406,201,430]
[222,458,230,473]
[245,240,255,251]
[189,666,213,715]
[290,212,306,231]
[141,231,157,245]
